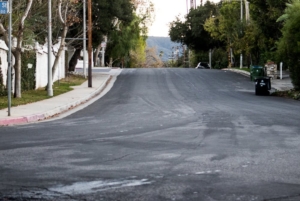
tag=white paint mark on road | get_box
[195,171,206,175]
[195,170,221,175]
[49,179,152,195]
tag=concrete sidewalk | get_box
[0,68,121,126]
[223,68,294,91]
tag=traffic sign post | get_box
[8,0,11,116]
[1,0,12,116]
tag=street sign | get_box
[0,0,9,14]
[101,42,106,48]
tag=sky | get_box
[148,0,220,37]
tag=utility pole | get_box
[83,0,86,78]
[47,0,53,96]
[190,0,195,9]
[87,0,92,87]
[240,0,243,69]
[186,0,188,14]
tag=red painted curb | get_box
[0,117,28,126]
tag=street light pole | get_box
[7,0,12,116]
[87,0,92,87]
[47,0,53,96]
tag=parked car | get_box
[195,62,210,69]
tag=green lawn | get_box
[0,74,87,110]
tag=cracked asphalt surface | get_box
[1,68,300,201]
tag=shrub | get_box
[21,51,36,92]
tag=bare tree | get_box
[0,0,33,98]
[145,47,163,67]
[52,0,81,78]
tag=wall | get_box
[35,40,66,89]
[0,40,8,86]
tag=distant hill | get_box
[146,36,181,61]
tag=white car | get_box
[195,62,210,69]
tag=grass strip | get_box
[0,74,87,110]
[232,67,250,72]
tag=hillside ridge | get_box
[146,36,181,61]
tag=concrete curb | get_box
[222,68,250,76]
[221,68,294,91]
[0,75,112,126]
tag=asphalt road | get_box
[1,68,300,201]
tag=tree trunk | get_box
[68,48,82,71]
[94,44,101,67]
[108,57,113,67]
[13,51,21,98]
[52,44,64,77]
[52,26,68,79]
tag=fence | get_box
[0,38,66,90]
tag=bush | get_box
[0,64,7,96]
[21,51,36,92]
[212,48,228,69]
[277,0,300,90]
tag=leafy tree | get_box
[92,0,134,64]
[276,0,300,90]
[248,0,287,43]
[169,1,219,52]
[248,0,288,63]
[204,1,272,67]
[98,0,154,67]
[204,1,244,67]
[106,15,144,67]
[169,1,225,67]
[59,0,154,69]
[67,0,137,68]
[169,16,188,44]
[129,36,147,67]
